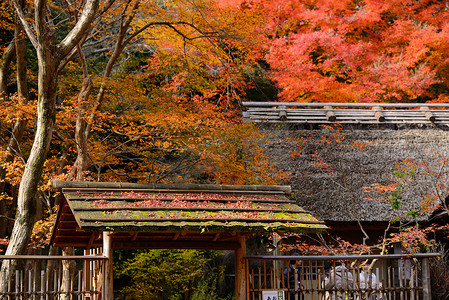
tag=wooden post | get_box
[235,234,247,300]
[278,106,287,121]
[324,106,336,122]
[242,111,250,122]
[420,106,435,122]
[422,258,431,300]
[103,232,113,300]
[372,106,385,122]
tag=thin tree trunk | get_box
[60,247,76,300]
[74,78,93,180]
[0,43,15,97]
[0,5,29,240]
[70,42,93,181]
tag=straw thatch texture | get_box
[259,124,449,222]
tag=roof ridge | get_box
[52,180,291,194]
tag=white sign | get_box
[262,290,285,300]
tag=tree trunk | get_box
[0,43,15,97]
[0,4,29,240]
[0,38,59,292]
[72,77,93,181]
[0,0,100,294]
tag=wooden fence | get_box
[242,102,449,125]
[245,253,439,300]
[0,249,107,300]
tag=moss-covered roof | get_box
[50,181,326,249]
[66,190,325,232]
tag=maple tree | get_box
[1,0,448,294]
[0,0,278,296]
[244,0,449,103]
[0,0,280,260]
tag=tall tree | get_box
[0,0,102,288]
[0,0,278,269]
[60,0,267,183]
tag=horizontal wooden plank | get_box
[67,196,293,204]
[248,119,442,124]
[112,234,224,242]
[243,101,449,108]
[0,255,108,261]
[112,240,241,250]
[54,181,291,194]
[53,236,91,242]
[52,242,103,248]
[73,206,305,213]
[79,217,325,224]
[57,220,78,226]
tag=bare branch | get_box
[59,0,100,56]
[10,0,38,48]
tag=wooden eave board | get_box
[62,189,326,234]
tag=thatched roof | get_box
[50,181,326,249]
[257,124,449,223]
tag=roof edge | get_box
[52,180,292,195]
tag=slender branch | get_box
[59,0,100,56]
[0,215,15,222]
[10,0,38,48]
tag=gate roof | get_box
[50,181,326,250]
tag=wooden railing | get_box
[242,102,449,125]
[245,253,440,300]
[0,250,107,299]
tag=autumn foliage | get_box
[246,0,449,103]
[0,0,281,253]
[0,0,449,262]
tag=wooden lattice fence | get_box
[245,253,439,300]
[0,249,107,300]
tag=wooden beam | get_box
[52,242,101,248]
[87,232,96,249]
[58,220,78,226]
[54,181,292,194]
[103,231,113,300]
[70,196,295,204]
[79,217,325,224]
[112,241,240,250]
[52,236,91,242]
[235,234,247,300]
[243,101,449,108]
[422,257,431,300]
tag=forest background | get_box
[1,0,449,298]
